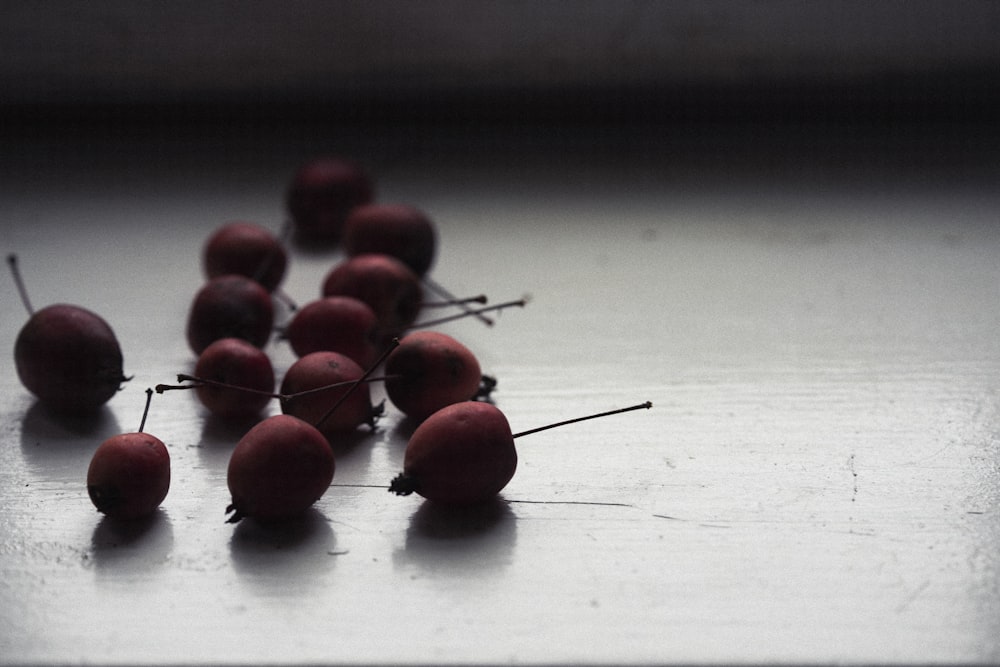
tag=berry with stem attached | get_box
[87,388,170,519]
[389,400,652,505]
[279,351,379,438]
[8,253,130,413]
[187,337,275,418]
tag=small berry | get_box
[203,221,288,292]
[186,274,274,354]
[87,389,170,520]
[286,156,374,243]
[226,414,335,523]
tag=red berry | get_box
[203,221,288,292]
[389,401,653,506]
[192,338,275,418]
[279,351,377,439]
[15,304,129,413]
[322,254,422,343]
[384,331,482,422]
[283,296,379,367]
[389,401,516,506]
[226,414,335,523]
[87,432,170,520]
[186,274,274,354]
[8,254,129,414]
[286,157,374,243]
[342,204,437,276]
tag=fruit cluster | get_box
[9,155,650,525]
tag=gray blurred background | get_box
[2,0,998,123]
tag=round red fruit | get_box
[284,296,379,367]
[203,221,288,292]
[390,401,517,505]
[342,203,437,276]
[280,351,376,438]
[286,156,374,242]
[193,337,275,418]
[385,331,482,422]
[322,254,422,343]
[15,304,129,413]
[87,432,171,520]
[186,274,274,354]
[226,414,335,523]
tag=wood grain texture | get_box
[1,124,999,665]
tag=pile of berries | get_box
[9,155,650,525]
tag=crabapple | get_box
[8,254,129,413]
[283,296,379,367]
[279,351,378,439]
[203,221,288,292]
[389,401,516,506]
[321,253,422,343]
[384,331,482,422]
[226,414,335,523]
[186,274,274,354]
[389,401,653,506]
[87,389,170,520]
[342,203,437,277]
[191,337,275,418]
[285,156,374,242]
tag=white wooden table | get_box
[2,121,999,665]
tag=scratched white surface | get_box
[1,124,999,665]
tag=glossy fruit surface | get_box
[342,203,437,276]
[203,221,287,292]
[321,254,422,343]
[280,351,374,437]
[15,304,128,413]
[186,274,274,354]
[193,337,275,418]
[284,296,379,367]
[87,432,170,520]
[285,157,374,242]
[226,414,335,523]
[385,331,482,422]
[390,401,517,505]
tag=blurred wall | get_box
[1,1,998,122]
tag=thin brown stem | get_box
[315,338,400,429]
[156,374,285,399]
[422,276,493,326]
[420,294,488,308]
[512,401,652,439]
[157,373,399,404]
[409,298,527,329]
[7,253,35,316]
[138,388,154,433]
